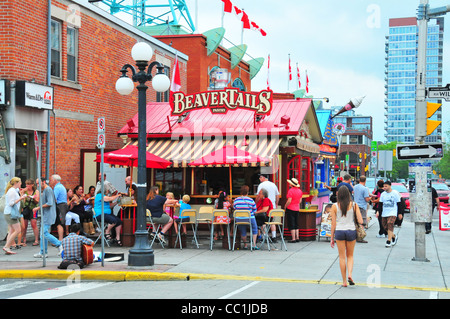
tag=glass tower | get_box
[385,17,444,143]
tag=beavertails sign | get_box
[170,88,273,116]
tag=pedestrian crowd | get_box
[2,171,426,285]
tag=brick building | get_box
[332,111,373,178]
[153,31,252,94]
[0,0,187,193]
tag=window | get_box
[232,78,246,91]
[51,20,62,78]
[157,66,170,102]
[67,27,78,82]
[154,168,183,196]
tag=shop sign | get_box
[319,144,337,154]
[170,88,273,116]
[16,81,53,110]
[0,79,11,109]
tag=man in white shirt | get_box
[379,181,400,248]
[257,174,279,209]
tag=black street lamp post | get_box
[116,42,170,267]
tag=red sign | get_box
[170,88,273,116]
[319,144,337,154]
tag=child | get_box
[164,192,180,233]
[214,191,230,240]
[175,195,191,235]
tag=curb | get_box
[1,269,449,294]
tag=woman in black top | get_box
[146,186,178,244]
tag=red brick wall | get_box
[0,0,186,189]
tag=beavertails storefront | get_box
[118,89,323,206]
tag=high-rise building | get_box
[385,17,444,143]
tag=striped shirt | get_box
[233,196,256,217]
[61,233,94,262]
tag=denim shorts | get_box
[335,229,357,241]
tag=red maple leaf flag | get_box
[221,0,233,13]
[233,5,242,17]
[241,11,251,29]
[306,71,310,93]
[170,55,181,93]
[297,64,301,89]
[289,56,292,81]
[250,21,267,37]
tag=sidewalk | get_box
[0,209,449,293]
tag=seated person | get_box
[255,188,273,239]
[94,190,123,246]
[175,195,191,235]
[58,223,94,269]
[146,186,178,244]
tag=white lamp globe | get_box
[152,73,171,92]
[131,42,153,62]
[115,77,135,95]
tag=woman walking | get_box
[330,186,363,287]
[3,177,27,255]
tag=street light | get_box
[116,42,170,267]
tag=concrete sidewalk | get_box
[0,209,449,293]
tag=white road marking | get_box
[8,282,113,299]
[0,281,46,293]
[219,281,260,299]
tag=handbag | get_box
[353,203,366,241]
[10,204,21,220]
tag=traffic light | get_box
[426,102,441,135]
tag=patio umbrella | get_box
[95,144,171,194]
[188,145,270,198]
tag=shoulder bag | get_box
[353,203,366,241]
[10,203,21,220]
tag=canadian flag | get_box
[240,10,251,29]
[221,0,233,13]
[306,71,310,93]
[288,56,292,81]
[170,55,181,93]
[233,5,242,17]
[250,21,267,37]
[297,64,301,89]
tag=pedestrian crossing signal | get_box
[426,102,441,135]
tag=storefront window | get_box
[154,168,183,197]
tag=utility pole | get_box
[410,0,450,262]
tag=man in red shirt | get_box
[284,178,303,242]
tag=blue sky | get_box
[97,0,450,142]
[187,0,450,142]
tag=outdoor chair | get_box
[232,210,254,251]
[146,209,164,248]
[263,209,287,251]
[196,206,214,238]
[210,209,231,250]
[175,209,199,249]
[91,208,110,247]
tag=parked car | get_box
[391,183,410,212]
[432,182,450,203]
